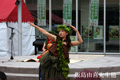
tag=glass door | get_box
[78,0,104,53]
[106,0,119,53]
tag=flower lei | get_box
[56,37,70,79]
[47,38,54,44]
[57,25,72,34]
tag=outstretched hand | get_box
[69,25,78,32]
[65,23,78,32]
[28,22,36,27]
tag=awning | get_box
[0,0,34,22]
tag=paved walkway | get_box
[0,54,120,68]
[69,54,120,68]
[0,54,120,80]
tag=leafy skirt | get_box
[39,52,62,80]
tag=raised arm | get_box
[70,25,83,46]
[28,22,56,41]
[42,42,46,52]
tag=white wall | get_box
[0,22,35,57]
[8,22,35,56]
[0,22,9,56]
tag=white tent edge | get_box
[0,22,35,57]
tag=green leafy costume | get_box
[39,25,71,80]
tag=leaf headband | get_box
[57,25,72,34]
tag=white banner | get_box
[89,0,99,26]
[63,0,72,25]
[37,0,46,26]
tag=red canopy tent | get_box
[0,0,34,22]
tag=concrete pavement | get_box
[0,54,120,80]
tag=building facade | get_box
[25,0,120,54]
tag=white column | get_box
[18,0,22,56]
[104,0,106,55]
[49,0,52,31]
[76,0,78,52]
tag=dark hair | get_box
[65,34,71,50]
[64,26,71,50]
[0,71,7,80]
[57,34,71,50]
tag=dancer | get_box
[28,22,83,80]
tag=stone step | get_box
[1,66,120,74]
[4,72,120,80]
[6,73,74,80]
[70,67,120,74]
[0,66,39,74]
[6,73,38,80]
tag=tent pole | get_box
[49,0,52,31]
[18,0,22,56]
